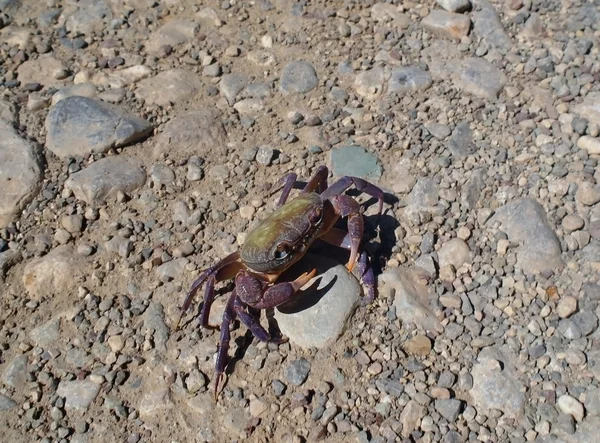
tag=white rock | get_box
[557,394,585,421]
[578,136,600,155]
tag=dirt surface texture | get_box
[1,0,600,442]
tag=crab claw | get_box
[291,268,317,291]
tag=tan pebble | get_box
[556,296,577,318]
[404,335,432,356]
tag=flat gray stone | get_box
[57,379,101,410]
[135,70,203,106]
[0,250,22,280]
[0,394,17,411]
[219,73,249,105]
[471,0,511,52]
[280,61,318,94]
[487,198,564,274]
[29,317,61,348]
[2,354,28,388]
[22,245,85,300]
[388,67,433,94]
[0,98,16,124]
[573,92,600,127]
[422,10,471,41]
[145,19,198,53]
[64,0,113,35]
[329,145,382,181]
[447,121,476,158]
[354,66,387,100]
[153,108,226,160]
[435,399,463,422]
[64,156,147,206]
[437,238,472,269]
[275,254,361,349]
[451,57,507,99]
[45,96,152,159]
[436,0,471,13]
[0,121,44,228]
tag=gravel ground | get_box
[1,0,600,442]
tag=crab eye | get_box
[309,208,322,223]
[274,243,290,260]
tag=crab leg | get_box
[321,176,384,215]
[301,165,328,194]
[328,195,364,272]
[319,227,377,302]
[274,172,298,208]
[214,290,237,399]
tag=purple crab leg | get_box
[233,297,286,343]
[199,274,216,328]
[329,194,364,272]
[321,176,384,215]
[214,290,237,399]
[302,165,329,194]
[319,227,377,303]
[275,172,298,207]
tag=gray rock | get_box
[64,0,112,35]
[0,121,44,228]
[435,399,462,422]
[329,145,382,181]
[45,96,152,159]
[422,10,471,41]
[256,146,275,166]
[22,245,85,300]
[156,258,189,280]
[451,57,507,99]
[403,178,440,220]
[557,394,585,422]
[2,354,28,388]
[29,317,61,348]
[275,254,361,349]
[219,73,249,105]
[584,387,600,416]
[143,302,169,352]
[222,408,250,437]
[354,66,387,100]
[388,67,433,94]
[571,311,598,336]
[153,108,226,160]
[285,358,311,386]
[470,353,527,419]
[437,238,471,269]
[447,121,476,158]
[380,268,443,333]
[370,3,411,29]
[583,283,600,300]
[0,250,22,280]
[558,319,582,340]
[399,400,426,438]
[64,156,147,206]
[487,199,563,274]
[436,0,471,13]
[0,394,17,411]
[135,70,203,106]
[471,0,511,52]
[51,84,98,106]
[573,92,600,127]
[0,98,17,124]
[57,379,101,410]
[426,123,452,139]
[280,61,318,94]
[146,20,198,53]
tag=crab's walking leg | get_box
[320,227,376,303]
[328,195,364,272]
[321,176,384,215]
[236,269,317,310]
[302,165,329,194]
[233,298,287,343]
[214,291,237,399]
[275,172,298,207]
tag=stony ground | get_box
[1,0,600,442]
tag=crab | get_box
[177,165,384,397]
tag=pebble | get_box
[249,398,268,417]
[577,136,600,155]
[329,145,382,181]
[562,214,585,231]
[404,335,432,356]
[557,394,585,421]
[557,296,578,318]
[285,358,311,386]
[422,11,471,41]
[256,146,275,166]
[437,238,471,269]
[280,61,318,94]
[388,66,433,94]
[0,394,17,411]
[577,182,600,206]
[435,399,462,422]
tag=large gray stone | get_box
[573,92,600,127]
[64,156,147,206]
[135,70,203,106]
[2,354,28,388]
[422,10,471,41]
[274,255,361,349]
[64,0,113,35]
[45,96,152,159]
[57,379,101,410]
[471,0,511,52]
[0,394,17,411]
[153,108,226,160]
[145,20,198,53]
[329,145,382,181]
[280,61,318,94]
[388,67,433,94]
[29,317,61,349]
[487,199,563,274]
[451,57,507,99]
[436,0,471,13]
[0,98,17,124]
[0,121,44,228]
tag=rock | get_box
[355,66,387,100]
[380,268,443,333]
[275,255,360,348]
[521,13,544,38]
[185,369,207,393]
[577,136,600,155]
[17,55,67,88]
[571,311,598,337]
[146,20,198,53]
[447,121,476,158]
[400,400,426,438]
[0,394,17,411]
[153,108,226,160]
[139,380,172,420]
[90,65,152,89]
[562,214,585,231]
[256,146,275,166]
[576,182,600,206]
[426,123,452,139]
[0,121,44,228]
[64,0,113,35]
[451,57,507,99]
[135,70,203,106]
[436,0,471,13]
[1,26,33,49]
[156,258,189,280]
[249,398,269,417]
[45,96,152,159]
[285,358,311,386]
[557,296,578,318]
[64,156,147,206]
[470,353,527,419]
[435,399,462,422]
[57,379,101,410]
[371,3,411,29]
[219,73,249,105]
[51,84,98,105]
[222,408,250,437]
[388,67,433,94]
[22,245,84,300]
[0,98,16,124]
[143,302,169,352]
[585,387,600,416]
[280,61,318,94]
[487,199,563,274]
[437,238,471,269]
[573,92,600,127]
[0,250,22,280]
[2,354,28,388]
[471,0,511,52]
[557,395,585,422]
[329,145,382,181]
[421,10,471,41]
[29,317,61,348]
[404,335,432,356]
